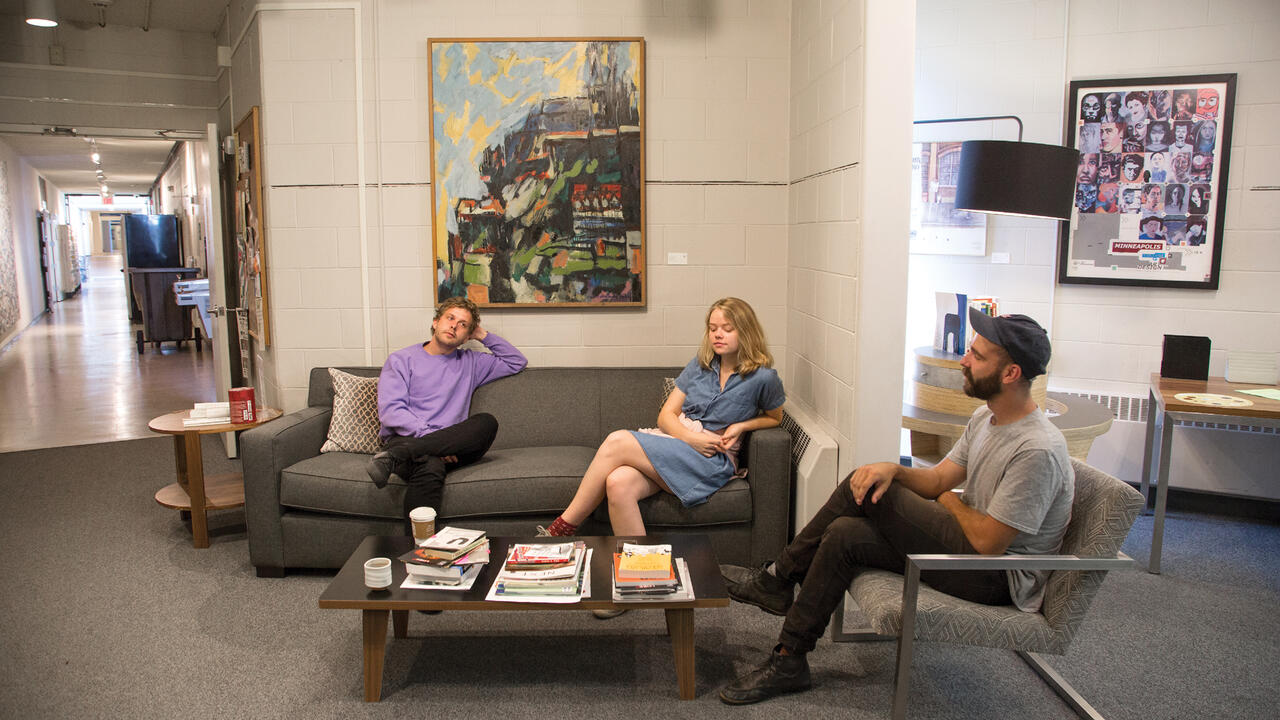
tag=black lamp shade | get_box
[954,140,1079,220]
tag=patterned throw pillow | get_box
[660,377,677,409]
[320,369,381,454]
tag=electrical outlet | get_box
[667,252,688,265]
[49,45,65,65]
[990,252,1010,264]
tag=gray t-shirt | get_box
[945,405,1074,612]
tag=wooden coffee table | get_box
[319,534,729,701]
[148,407,281,548]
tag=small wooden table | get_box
[903,392,1114,464]
[149,407,282,548]
[1140,374,1280,574]
[319,534,729,702]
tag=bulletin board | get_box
[234,106,271,344]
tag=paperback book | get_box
[400,563,483,592]
[615,542,673,578]
[400,527,488,566]
[612,559,694,603]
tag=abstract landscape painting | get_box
[428,38,645,307]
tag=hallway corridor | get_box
[0,255,216,454]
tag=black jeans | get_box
[775,476,1011,654]
[381,413,498,529]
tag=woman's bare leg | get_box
[561,430,663,526]
[605,465,670,535]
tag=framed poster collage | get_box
[1058,73,1236,289]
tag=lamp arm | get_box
[912,115,1024,142]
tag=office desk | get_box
[1140,373,1280,574]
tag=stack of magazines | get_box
[397,527,489,590]
[611,543,694,602]
[485,541,590,603]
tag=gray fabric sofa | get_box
[242,366,793,577]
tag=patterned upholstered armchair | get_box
[831,459,1144,720]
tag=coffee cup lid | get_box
[410,506,436,520]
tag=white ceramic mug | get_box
[364,557,392,590]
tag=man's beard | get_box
[962,366,1003,400]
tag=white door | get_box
[200,123,237,456]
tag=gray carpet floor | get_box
[1,436,1276,719]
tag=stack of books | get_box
[397,527,489,590]
[486,541,590,603]
[611,543,694,602]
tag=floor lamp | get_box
[914,115,1079,221]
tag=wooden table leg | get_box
[173,435,188,484]
[183,431,209,548]
[392,610,408,639]
[363,609,389,701]
[665,608,696,700]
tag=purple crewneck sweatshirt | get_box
[376,333,527,439]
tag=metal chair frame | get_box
[831,552,1135,720]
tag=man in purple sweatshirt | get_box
[366,297,527,525]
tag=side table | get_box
[903,392,1114,465]
[149,408,282,548]
[1140,373,1280,574]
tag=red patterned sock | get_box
[548,516,578,536]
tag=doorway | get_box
[0,132,232,454]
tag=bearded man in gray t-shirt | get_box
[717,309,1073,706]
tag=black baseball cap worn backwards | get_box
[967,307,1051,379]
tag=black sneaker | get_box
[719,646,812,705]
[721,564,794,616]
[365,450,406,489]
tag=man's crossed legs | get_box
[366,413,498,528]
[719,475,1010,705]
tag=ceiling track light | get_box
[25,0,58,28]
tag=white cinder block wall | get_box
[787,0,914,478]
[1055,0,1280,395]
[912,0,1280,492]
[228,0,795,412]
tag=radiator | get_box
[779,403,840,534]
[1057,390,1280,500]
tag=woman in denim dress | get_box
[541,297,785,540]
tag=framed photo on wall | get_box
[427,38,646,307]
[910,141,988,256]
[1057,73,1236,289]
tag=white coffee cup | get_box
[410,506,437,542]
[364,557,392,590]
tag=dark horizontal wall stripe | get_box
[790,161,860,185]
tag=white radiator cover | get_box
[1061,392,1280,502]
[780,403,840,533]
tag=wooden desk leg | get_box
[183,431,209,549]
[1138,387,1159,511]
[392,610,408,639]
[1149,412,1175,575]
[362,609,389,701]
[665,608,696,700]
